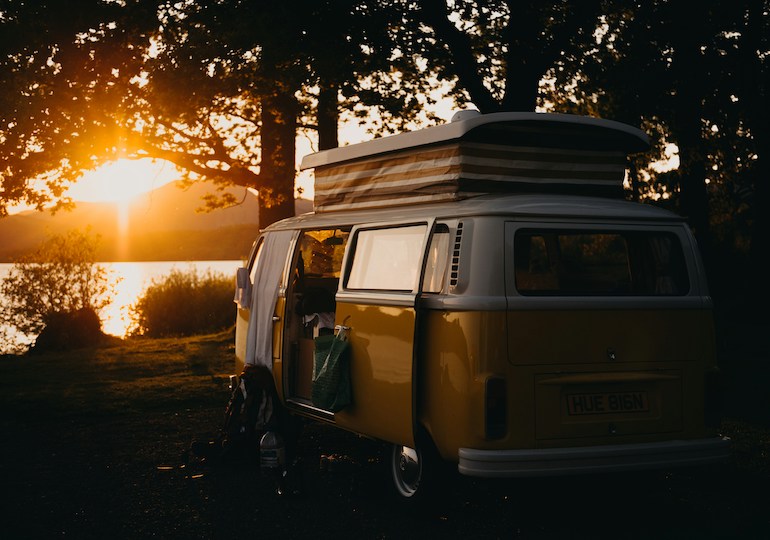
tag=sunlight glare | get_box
[66,159,180,260]
[68,158,180,204]
[100,262,146,337]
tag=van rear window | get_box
[514,230,690,296]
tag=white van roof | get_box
[300,112,650,213]
[266,192,682,233]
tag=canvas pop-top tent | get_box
[300,110,650,213]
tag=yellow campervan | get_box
[234,111,729,502]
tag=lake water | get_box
[0,260,242,348]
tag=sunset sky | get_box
[66,158,181,204]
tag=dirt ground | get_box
[1,332,769,539]
[3,408,770,540]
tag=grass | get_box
[0,330,234,417]
[0,330,237,539]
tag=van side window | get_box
[422,225,450,293]
[514,230,690,296]
[347,225,427,291]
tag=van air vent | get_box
[450,222,464,288]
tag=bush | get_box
[0,229,116,354]
[28,307,104,355]
[128,268,234,337]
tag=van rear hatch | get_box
[505,225,713,443]
[507,309,713,441]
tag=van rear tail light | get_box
[704,367,724,429]
[485,377,507,439]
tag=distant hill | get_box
[0,182,314,262]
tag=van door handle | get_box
[272,316,281,322]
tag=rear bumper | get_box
[458,437,731,478]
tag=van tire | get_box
[387,433,447,507]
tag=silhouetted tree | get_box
[0,229,117,352]
[0,1,438,226]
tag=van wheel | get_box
[390,444,423,499]
[388,437,446,505]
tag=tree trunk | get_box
[317,84,339,151]
[416,0,499,112]
[628,159,641,202]
[668,5,713,270]
[677,140,711,245]
[668,86,713,280]
[258,92,297,229]
[500,66,540,111]
[743,0,770,317]
[749,129,770,317]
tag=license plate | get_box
[566,392,649,415]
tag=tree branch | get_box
[416,0,500,112]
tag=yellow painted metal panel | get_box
[234,298,286,400]
[419,311,511,460]
[510,309,715,446]
[506,309,716,367]
[234,307,249,373]
[333,302,416,448]
[272,296,286,401]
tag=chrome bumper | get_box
[458,437,731,478]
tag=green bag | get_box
[311,332,351,412]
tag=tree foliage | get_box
[0,229,117,350]
[402,0,605,111]
[0,0,157,215]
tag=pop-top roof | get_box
[300,111,650,213]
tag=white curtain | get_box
[245,229,294,369]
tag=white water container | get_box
[259,431,285,473]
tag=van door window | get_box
[346,225,428,291]
[297,229,349,279]
[293,229,349,335]
[514,230,690,296]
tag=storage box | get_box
[295,338,314,400]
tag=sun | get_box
[67,158,180,204]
